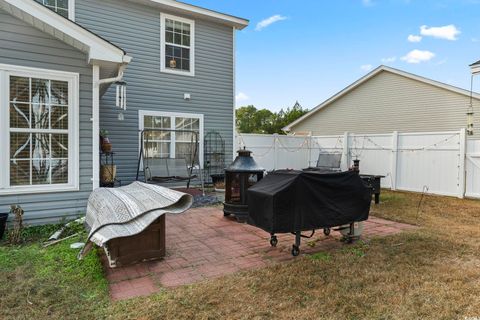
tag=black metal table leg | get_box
[270,234,278,247]
[292,232,301,256]
[375,193,380,204]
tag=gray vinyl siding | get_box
[75,0,235,184]
[291,71,480,137]
[0,11,93,225]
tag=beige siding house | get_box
[284,66,480,137]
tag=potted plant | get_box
[211,174,225,192]
[100,164,117,187]
[100,129,112,153]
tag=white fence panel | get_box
[275,135,311,170]
[310,135,344,167]
[396,132,461,197]
[348,134,394,188]
[236,129,466,198]
[236,134,277,170]
[466,139,480,198]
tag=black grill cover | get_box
[247,170,371,233]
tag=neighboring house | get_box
[471,59,480,75]
[284,65,480,137]
[0,0,248,224]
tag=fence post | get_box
[308,134,313,168]
[458,128,467,199]
[341,132,349,170]
[273,133,278,170]
[391,131,399,190]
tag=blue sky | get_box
[190,0,480,112]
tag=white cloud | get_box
[255,15,287,31]
[401,49,435,64]
[436,59,447,65]
[381,56,397,63]
[420,25,460,41]
[235,92,249,103]
[360,64,373,72]
[407,34,422,42]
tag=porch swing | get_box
[136,128,205,193]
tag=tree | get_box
[236,102,309,134]
[236,105,275,134]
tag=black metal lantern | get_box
[224,148,264,222]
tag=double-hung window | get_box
[140,111,203,167]
[0,64,79,194]
[40,0,75,20]
[160,13,195,76]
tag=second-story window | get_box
[40,0,74,20]
[161,14,195,76]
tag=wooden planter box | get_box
[104,215,166,268]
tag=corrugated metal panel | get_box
[75,0,235,184]
[290,70,480,137]
[0,11,93,224]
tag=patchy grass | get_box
[110,191,480,320]
[0,223,109,319]
[2,190,480,319]
[308,252,331,262]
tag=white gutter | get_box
[471,64,480,75]
[134,0,249,29]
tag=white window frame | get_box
[0,64,80,195]
[160,13,195,77]
[139,110,204,168]
[41,0,75,21]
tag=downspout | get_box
[98,63,128,85]
[92,65,100,189]
[92,62,129,190]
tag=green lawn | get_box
[0,223,109,319]
[1,191,480,319]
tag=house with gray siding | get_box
[284,65,480,137]
[0,0,248,224]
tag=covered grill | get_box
[247,170,371,256]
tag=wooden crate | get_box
[104,215,166,268]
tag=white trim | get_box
[0,70,6,193]
[284,65,480,131]
[139,110,204,168]
[129,0,248,29]
[0,0,127,64]
[0,63,79,195]
[92,65,100,190]
[232,26,237,159]
[69,0,75,21]
[160,13,195,77]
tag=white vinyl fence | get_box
[236,129,476,198]
[466,139,480,198]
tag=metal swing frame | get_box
[136,128,205,193]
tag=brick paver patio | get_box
[103,206,416,300]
